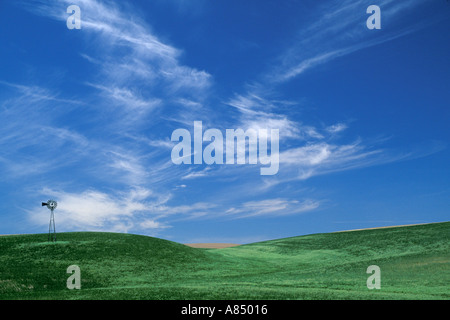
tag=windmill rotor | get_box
[43,200,57,210]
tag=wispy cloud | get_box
[0,83,91,179]
[86,83,162,112]
[326,123,348,134]
[215,0,440,190]
[181,167,214,180]
[262,140,415,188]
[269,0,431,83]
[226,94,301,140]
[5,0,214,191]
[225,198,320,219]
[25,0,212,125]
[223,91,393,186]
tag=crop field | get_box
[0,222,448,300]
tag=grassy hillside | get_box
[0,222,448,300]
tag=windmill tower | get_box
[42,200,58,242]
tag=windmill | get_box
[42,200,58,242]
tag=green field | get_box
[0,222,448,300]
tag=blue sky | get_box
[0,0,448,244]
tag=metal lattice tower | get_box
[42,200,58,242]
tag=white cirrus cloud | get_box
[225,198,321,219]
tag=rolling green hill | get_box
[0,222,448,300]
